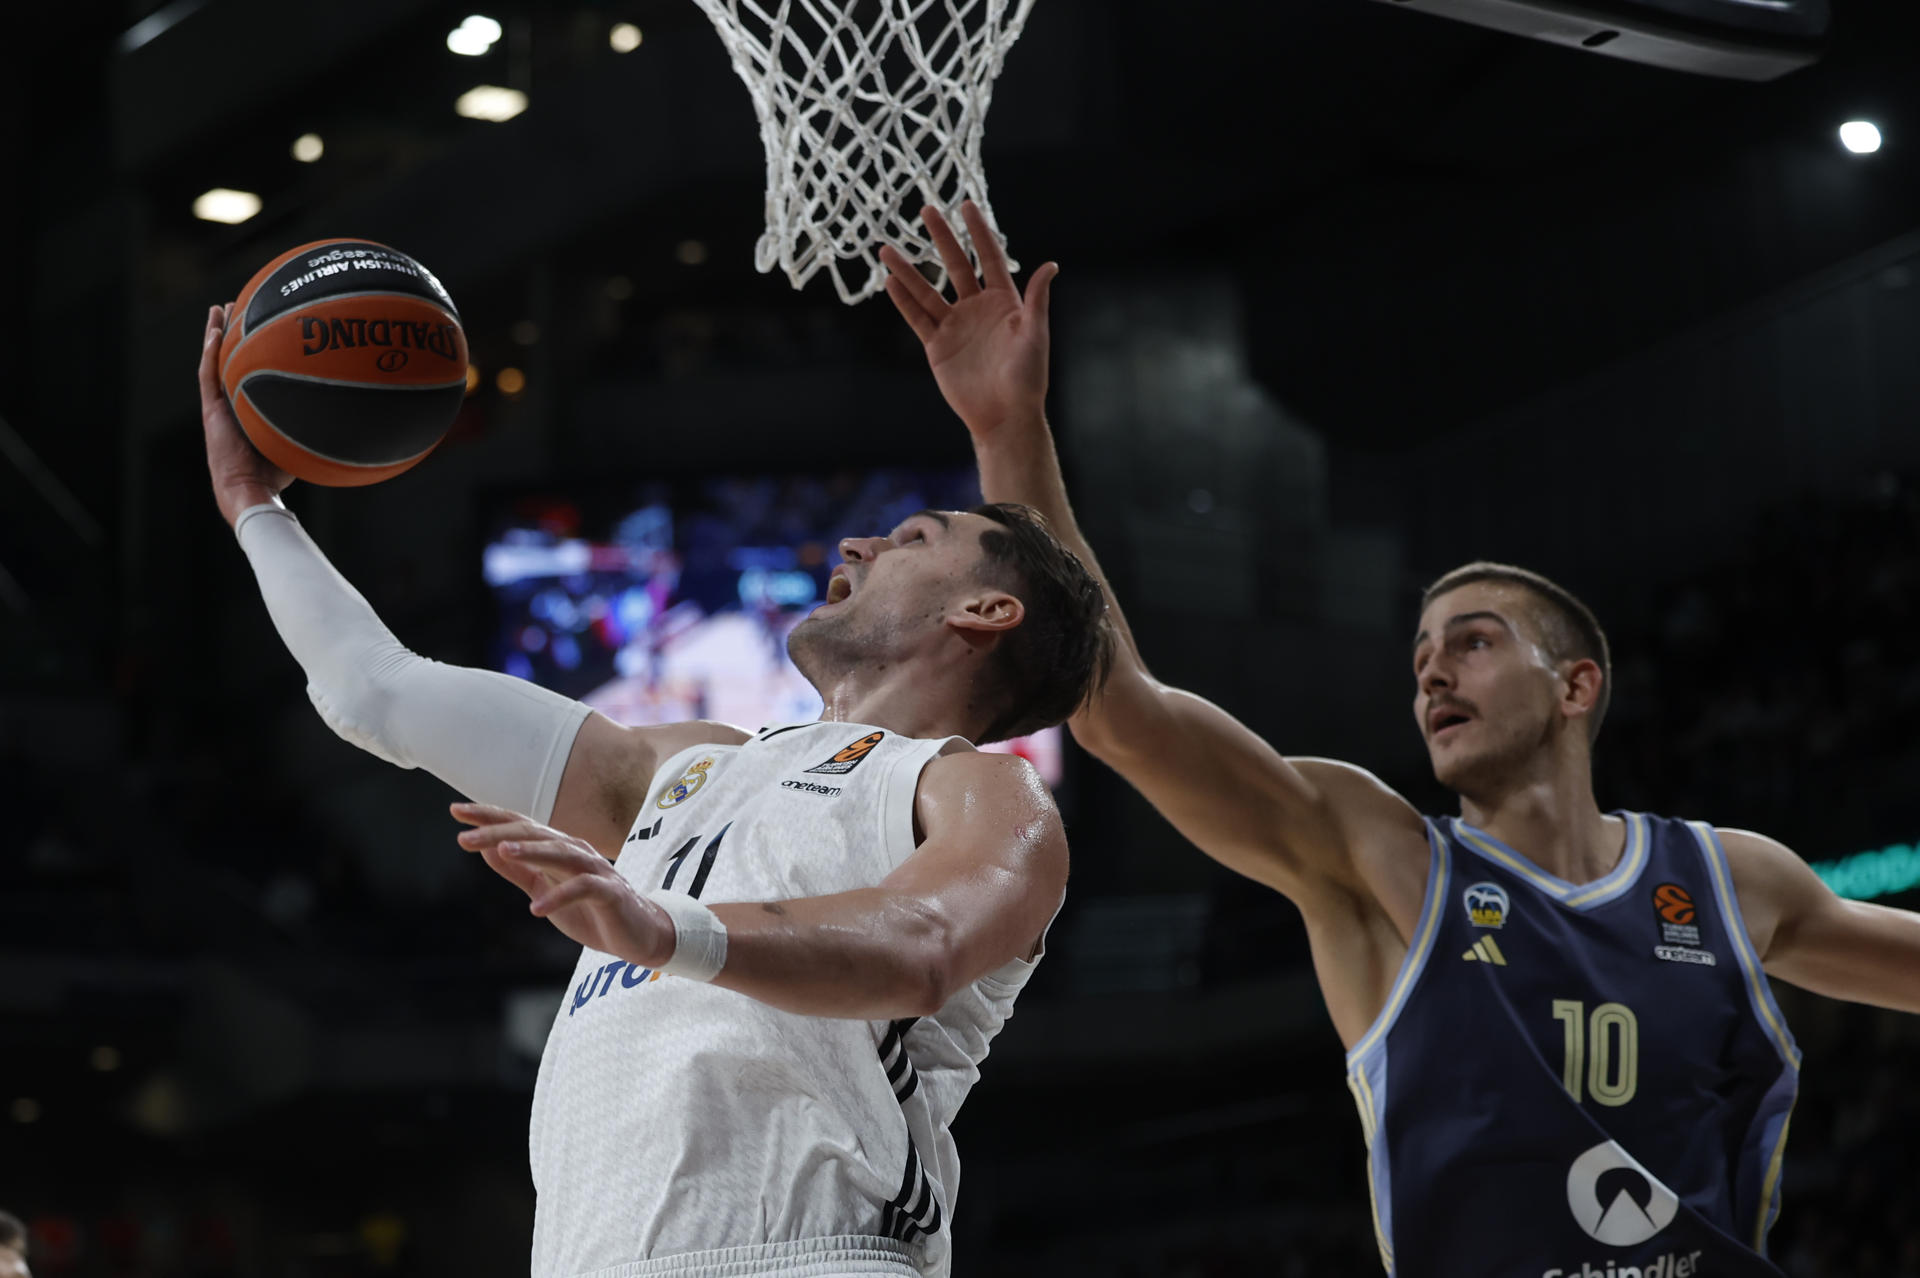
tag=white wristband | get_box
[648,892,729,982]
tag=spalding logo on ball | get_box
[219,239,469,486]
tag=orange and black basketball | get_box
[218,239,468,486]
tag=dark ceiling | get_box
[2,0,1918,637]
[13,1,1920,437]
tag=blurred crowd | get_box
[1599,471,1920,858]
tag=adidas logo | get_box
[1462,936,1508,965]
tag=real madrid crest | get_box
[656,757,714,809]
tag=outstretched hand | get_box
[199,303,295,527]
[454,802,675,966]
[879,201,1057,443]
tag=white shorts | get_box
[564,1235,922,1278]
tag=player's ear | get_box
[948,590,1023,638]
[1561,657,1603,723]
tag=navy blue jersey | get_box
[1346,813,1799,1278]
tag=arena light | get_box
[291,132,324,163]
[192,188,261,224]
[1839,120,1882,155]
[610,23,643,52]
[455,85,528,122]
[497,366,527,396]
[447,14,503,56]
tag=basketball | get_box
[218,239,468,486]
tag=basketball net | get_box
[694,0,1037,304]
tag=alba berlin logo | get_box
[1566,1141,1680,1246]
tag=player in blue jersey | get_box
[880,205,1920,1277]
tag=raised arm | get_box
[454,750,1067,1020]
[878,210,1422,901]
[1722,829,1920,1015]
[198,304,737,859]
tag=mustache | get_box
[1427,696,1480,730]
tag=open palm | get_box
[453,802,673,967]
[881,202,1058,443]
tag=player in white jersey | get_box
[196,302,1113,1277]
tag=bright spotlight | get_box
[610,23,642,53]
[291,132,324,163]
[193,188,262,224]
[1839,121,1882,154]
[455,85,528,122]
[447,14,503,56]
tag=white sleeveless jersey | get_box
[527,721,1044,1278]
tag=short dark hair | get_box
[968,503,1116,744]
[0,1210,25,1255]
[1422,561,1612,741]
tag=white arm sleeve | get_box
[234,501,592,823]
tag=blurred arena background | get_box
[4,1,1920,1274]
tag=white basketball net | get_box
[694,0,1037,304]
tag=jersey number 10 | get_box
[1551,999,1640,1107]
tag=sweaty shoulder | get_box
[919,745,1050,804]
[913,747,1057,842]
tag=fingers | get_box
[1022,260,1058,326]
[478,842,544,894]
[198,306,228,410]
[883,276,941,346]
[451,801,534,828]
[880,244,950,319]
[919,204,980,299]
[458,819,546,848]
[529,873,615,918]
[492,838,606,877]
[961,201,1016,293]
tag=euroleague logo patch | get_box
[1654,882,1696,927]
[804,731,885,776]
[656,757,714,809]
[1651,882,1716,966]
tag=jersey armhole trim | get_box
[1345,819,1450,1066]
[879,734,969,866]
[1685,820,1802,1070]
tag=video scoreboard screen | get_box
[482,468,1065,786]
